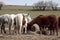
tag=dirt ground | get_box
[0,28,60,40]
[0,33,60,40]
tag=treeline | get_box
[33,1,58,11]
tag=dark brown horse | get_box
[47,15,58,35]
[27,15,58,35]
[27,15,49,34]
[58,17,60,28]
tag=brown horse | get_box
[27,15,58,35]
[58,17,60,28]
[27,15,49,34]
[47,15,58,35]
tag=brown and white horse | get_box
[27,15,58,35]
[14,13,32,34]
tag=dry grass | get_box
[0,28,60,40]
[0,5,60,18]
[0,31,60,40]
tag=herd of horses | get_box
[0,13,60,36]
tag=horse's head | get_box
[26,13,32,23]
[22,13,32,23]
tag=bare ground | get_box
[0,28,60,40]
[0,33,60,40]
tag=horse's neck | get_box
[29,16,40,26]
[29,19,36,27]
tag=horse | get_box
[14,14,27,34]
[0,14,16,34]
[47,15,58,35]
[0,13,32,34]
[58,16,60,28]
[14,13,32,34]
[27,15,58,35]
[0,14,10,34]
[8,14,16,34]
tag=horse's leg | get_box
[17,24,20,34]
[1,25,3,34]
[2,24,6,34]
[13,26,16,34]
[25,23,27,34]
[15,17,18,34]
[8,19,11,34]
[20,25,22,34]
[53,25,55,35]
[49,25,53,35]
[21,26,23,34]
[23,25,27,34]
[3,25,6,34]
[16,22,20,34]
[14,23,17,34]
[11,19,14,34]
[50,30,52,35]
[55,26,58,35]
[56,22,58,36]
[25,27,27,33]
[9,24,11,34]
[40,27,42,35]
[52,26,55,35]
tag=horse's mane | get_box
[28,15,43,25]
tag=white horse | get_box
[0,14,16,34]
[8,14,16,34]
[14,13,32,34]
[14,14,23,34]
[0,14,10,34]
[0,13,32,34]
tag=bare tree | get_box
[52,2,58,10]
[33,1,58,11]
[42,1,47,11]
[33,2,40,9]
[47,1,58,10]
[38,1,44,10]
[33,1,47,11]
[0,2,4,10]
[33,1,45,10]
